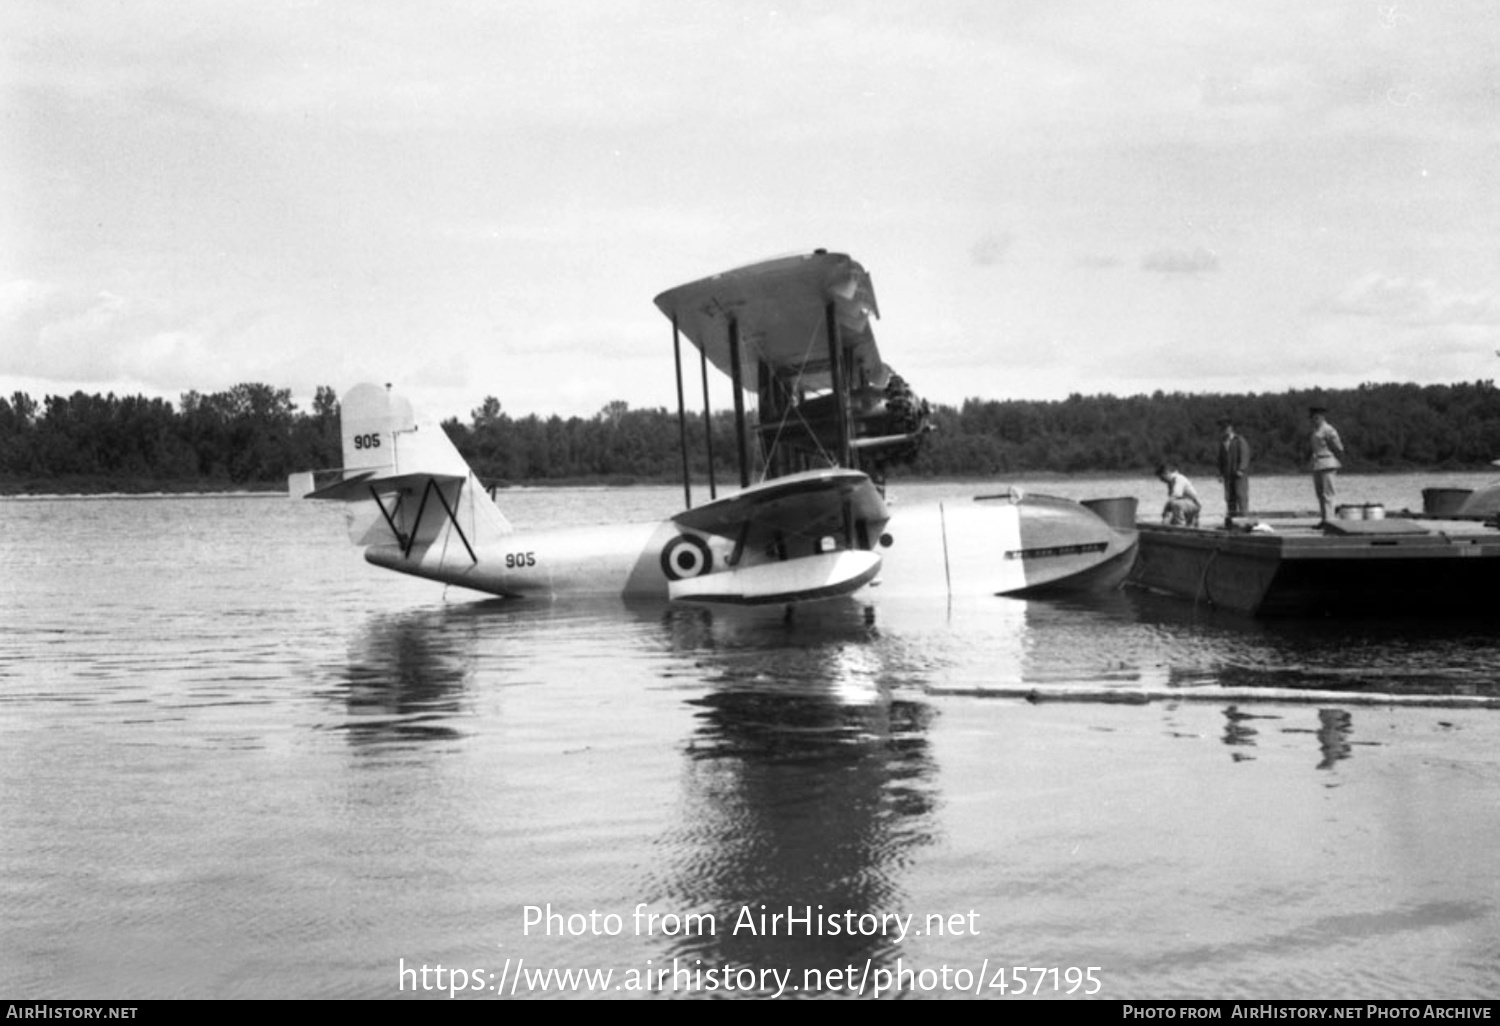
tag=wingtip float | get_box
[291,251,1138,606]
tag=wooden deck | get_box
[1127,513,1500,616]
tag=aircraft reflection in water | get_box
[312,594,1416,994]
[643,601,939,986]
[662,699,935,982]
[326,591,1395,773]
[290,251,1137,610]
[321,597,945,993]
[332,607,478,746]
[327,597,1396,980]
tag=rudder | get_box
[341,382,468,479]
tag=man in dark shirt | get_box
[1216,417,1251,525]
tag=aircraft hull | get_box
[366,520,677,598]
[869,493,1137,598]
[362,492,1137,602]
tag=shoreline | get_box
[4,465,1497,498]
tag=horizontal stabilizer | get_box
[289,469,372,500]
[668,549,881,605]
[288,470,325,499]
[301,470,464,502]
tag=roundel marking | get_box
[660,534,713,581]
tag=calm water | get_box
[2,473,1499,999]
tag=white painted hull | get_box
[363,493,1136,603]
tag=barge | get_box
[1127,509,1500,616]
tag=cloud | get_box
[1141,247,1220,275]
[970,232,1013,268]
[0,278,277,393]
[1327,274,1500,328]
[8,0,1500,417]
[1198,64,1314,110]
[0,281,143,380]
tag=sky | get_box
[4,0,1500,422]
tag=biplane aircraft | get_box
[290,251,1137,605]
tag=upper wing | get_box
[653,250,887,394]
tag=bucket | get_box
[1363,503,1385,521]
[1081,496,1138,530]
[1336,504,1364,520]
[1422,487,1473,516]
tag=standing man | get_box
[1308,405,1345,524]
[1216,416,1251,526]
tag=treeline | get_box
[3,380,1500,493]
[0,384,341,492]
[910,380,1500,477]
[446,397,708,485]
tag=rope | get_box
[1193,548,1220,613]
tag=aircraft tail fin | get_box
[289,383,514,552]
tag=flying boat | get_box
[290,251,1138,605]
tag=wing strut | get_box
[700,341,717,500]
[672,312,692,509]
[370,485,408,549]
[728,316,750,489]
[824,300,853,468]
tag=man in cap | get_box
[1216,416,1251,526]
[1308,405,1345,524]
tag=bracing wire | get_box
[757,318,839,481]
